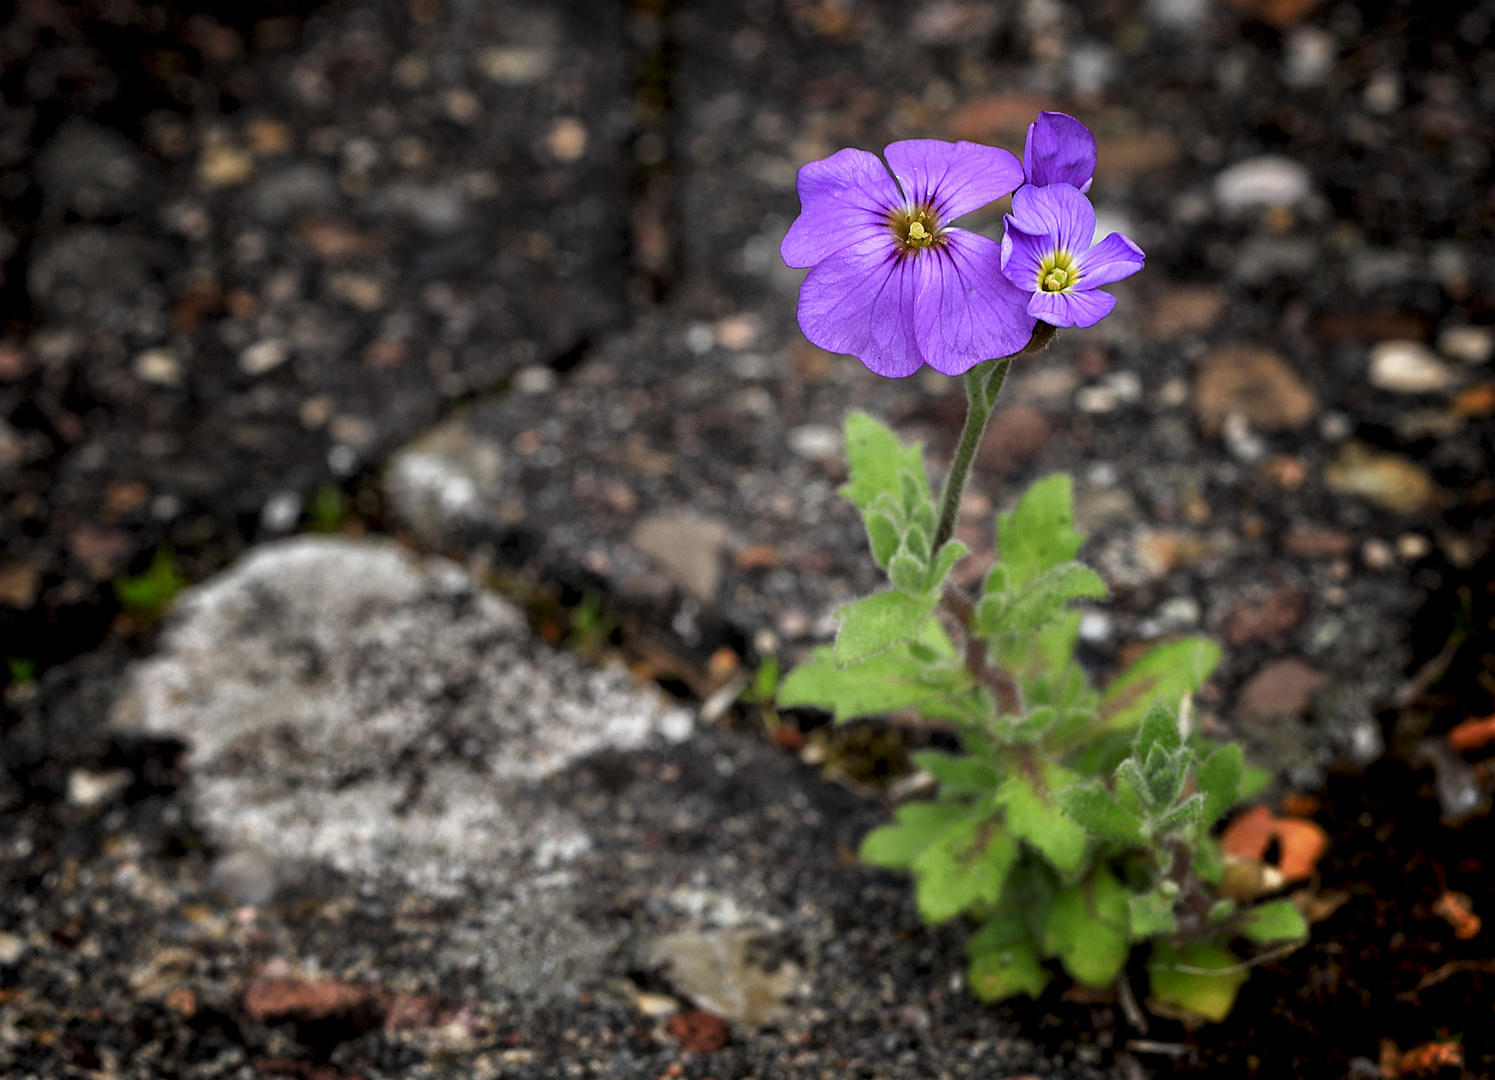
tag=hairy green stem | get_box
[931,322,1057,555]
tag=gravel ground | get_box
[4,0,1495,1076]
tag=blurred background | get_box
[2,0,1492,742]
[2,2,1495,1075]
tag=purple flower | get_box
[781,140,1036,378]
[1000,183,1145,329]
[1023,111,1096,193]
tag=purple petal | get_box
[912,231,1036,375]
[1076,232,1145,289]
[998,219,1047,294]
[1023,111,1096,193]
[781,147,900,268]
[1027,286,1116,329]
[883,139,1024,221]
[796,245,924,378]
[1009,183,1096,259]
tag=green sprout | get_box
[566,592,618,656]
[6,658,36,687]
[113,547,185,622]
[308,484,347,534]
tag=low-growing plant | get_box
[774,113,1306,1022]
[113,546,185,622]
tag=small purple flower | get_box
[781,140,1036,378]
[1000,183,1145,329]
[1023,111,1097,193]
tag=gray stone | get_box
[27,226,153,317]
[36,121,147,219]
[1213,156,1313,214]
[639,927,804,1027]
[109,536,693,993]
[247,163,338,225]
[630,513,731,603]
[384,419,506,547]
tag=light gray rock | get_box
[1368,340,1459,394]
[384,419,506,547]
[109,536,693,993]
[1213,156,1313,214]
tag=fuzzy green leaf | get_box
[777,642,977,724]
[911,817,1018,924]
[841,413,926,511]
[1240,899,1308,944]
[1128,889,1178,938]
[1056,781,1145,844]
[968,915,1051,1001]
[859,801,970,871]
[911,751,1000,798]
[1197,744,1244,826]
[1097,637,1221,734]
[975,562,1108,639]
[1151,792,1205,837]
[834,590,938,665]
[1133,700,1183,757]
[1148,943,1249,1023]
[1041,866,1131,988]
[998,767,1089,876]
[887,553,930,594]
[997,474,1085,591]
[865,509,901,568]
[927,539,969,592]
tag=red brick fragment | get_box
[667,1009,730,1052]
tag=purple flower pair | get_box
[782,112,1144,378]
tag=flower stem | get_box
[930,322,1056,554]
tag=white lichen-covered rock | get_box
[111,536,691,898]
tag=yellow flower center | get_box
[890,204,942,254]
[1038,249,1079,292]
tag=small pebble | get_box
[133,349,183,386]
[1438,325,1493,366]
[1368,340,1458,394]
[67,768,133,807]
[1214,157,1313,213]
[240,338,289,376]
[260,491,303,533]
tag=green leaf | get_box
[1133,700,1182,757]
[834,591,937,665]
[1194,837,1225,885]
[1240,899,1308,944]
[997,766,1088,876]
[1128,889,1178,938]
[975,562,1107,639]
[968,914,1051,1001]
[1239,761,1272,800]
[1056,781,1145,844]
[927,539,968,593]
[1148,943,1249,1023]
[777,644,978,724]
[1097,637,1222,734]
[841,412,926,511]
[911,817,1018,924]
[887,553,930,594]
[1041,866,1131,988]
[911,751,999,798]
[860,801,970,871]
[1197,744,1244,826]
[998,474,1085,591]
[1151,792,1205,837]
[865,509,901,568]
